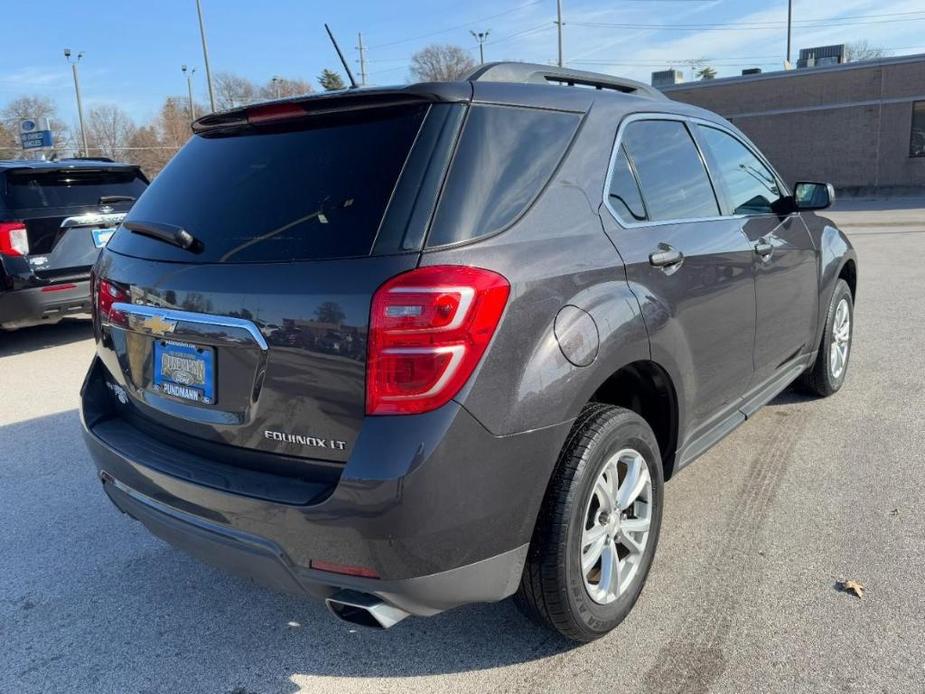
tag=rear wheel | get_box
[515,404,663,642]
[799,279,853,397]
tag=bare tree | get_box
[125,125,167,178]
[260,76,313,100]
[845,40,885,62]
[1,95,71,157]
[0,121,18,159]
[86,104,136,160]
[214,72,258,110]
[409,44,476,82]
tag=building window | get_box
[912,101,925,158]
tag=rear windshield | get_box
[3,169,147,211]
[108,104,428,263]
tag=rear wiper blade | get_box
[123,220,201,252]
[99,195,136,205]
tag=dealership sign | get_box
[20,119,53,150]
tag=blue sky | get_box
[2,0,925,126]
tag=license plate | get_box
[91,228,116,248]
[153,340,215,404]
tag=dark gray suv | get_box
[80,63,857,642]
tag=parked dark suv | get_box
[0,158,147,330]
[81,63,857,642]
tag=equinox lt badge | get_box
[264,430,347,451]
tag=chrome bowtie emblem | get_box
[140,314,178,335]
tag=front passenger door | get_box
[694,125,819,389]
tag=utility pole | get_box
[786,0,793,66]
[196,0,216,112]
[556,0,564,67]
[470,30,490,65]
[64,49,88,157]
[357,33,368,86]
[182,65,197,123]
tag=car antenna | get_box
[324,24,358,89]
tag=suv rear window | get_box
[3,169,147,211]
[426,105,581,247]
[109,104,428,263]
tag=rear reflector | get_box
[41,283,78,293]
[367,265,510,415]
[0,221,28,256]
[310,560,380,579]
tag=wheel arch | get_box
[588,359,681,479]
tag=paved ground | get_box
[2,200,924,694]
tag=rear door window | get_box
[426,105,581,247]
[621,119,719,222]
[696,125,782,215]
[109,104,429,263]
[607,145,647,222]
[3,169,147,211]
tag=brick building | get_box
[660,54,925,195]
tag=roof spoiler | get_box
[465,62,666,100]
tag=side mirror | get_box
[793,181,835,211]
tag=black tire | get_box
[515,403,664,642]
[798,279,853,397]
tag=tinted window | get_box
[109,104,427,263]
[427,105,580,247]
[911,101,925,157]
[621,120,718,221]
[697,125,781,214]
[607,145,646,222]
[3,169,147,210]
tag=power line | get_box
[568,10,925,32]
[368,0,546,49]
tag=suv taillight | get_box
[367,265,510,415]
[95,277,129,326]
[0,222,28,256]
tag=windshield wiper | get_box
[124,220,201,252]
[99,195,136,205]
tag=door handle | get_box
[649,245,684,268]
[754,239,774,258]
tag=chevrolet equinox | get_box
[81,63,858,642]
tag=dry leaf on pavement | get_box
[836,579,865,599]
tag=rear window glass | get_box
[621,120,719,222]
[607,145,647,222]
[3,169,147,210]
[426,105,580,247]
[109,104,428,263]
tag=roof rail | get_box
[465,62,666,100]
[63,156,115,162]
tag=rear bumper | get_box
[81,357,571,616]
[0,280,91,329]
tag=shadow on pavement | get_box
[2,410,575,694]
[0,318,93,358]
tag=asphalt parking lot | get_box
[2,199,924,694]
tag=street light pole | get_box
[64,49,89,157]
[182,65,197,123]
[786,0,793,66]
[196,0,216,112]
[556,0,564,67]
[470,30,490,65]
[272,76,281,99]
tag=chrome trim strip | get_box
[601,111,790,229]
[111,302,269,351]
[60,212,126,228]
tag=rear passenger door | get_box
[599,116,757,446]
[694,124,819,390]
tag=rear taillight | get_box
[96,278,129,326]
[0,222,29,256]
[367,265,510,415]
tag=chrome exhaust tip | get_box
[325,589,410,630]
